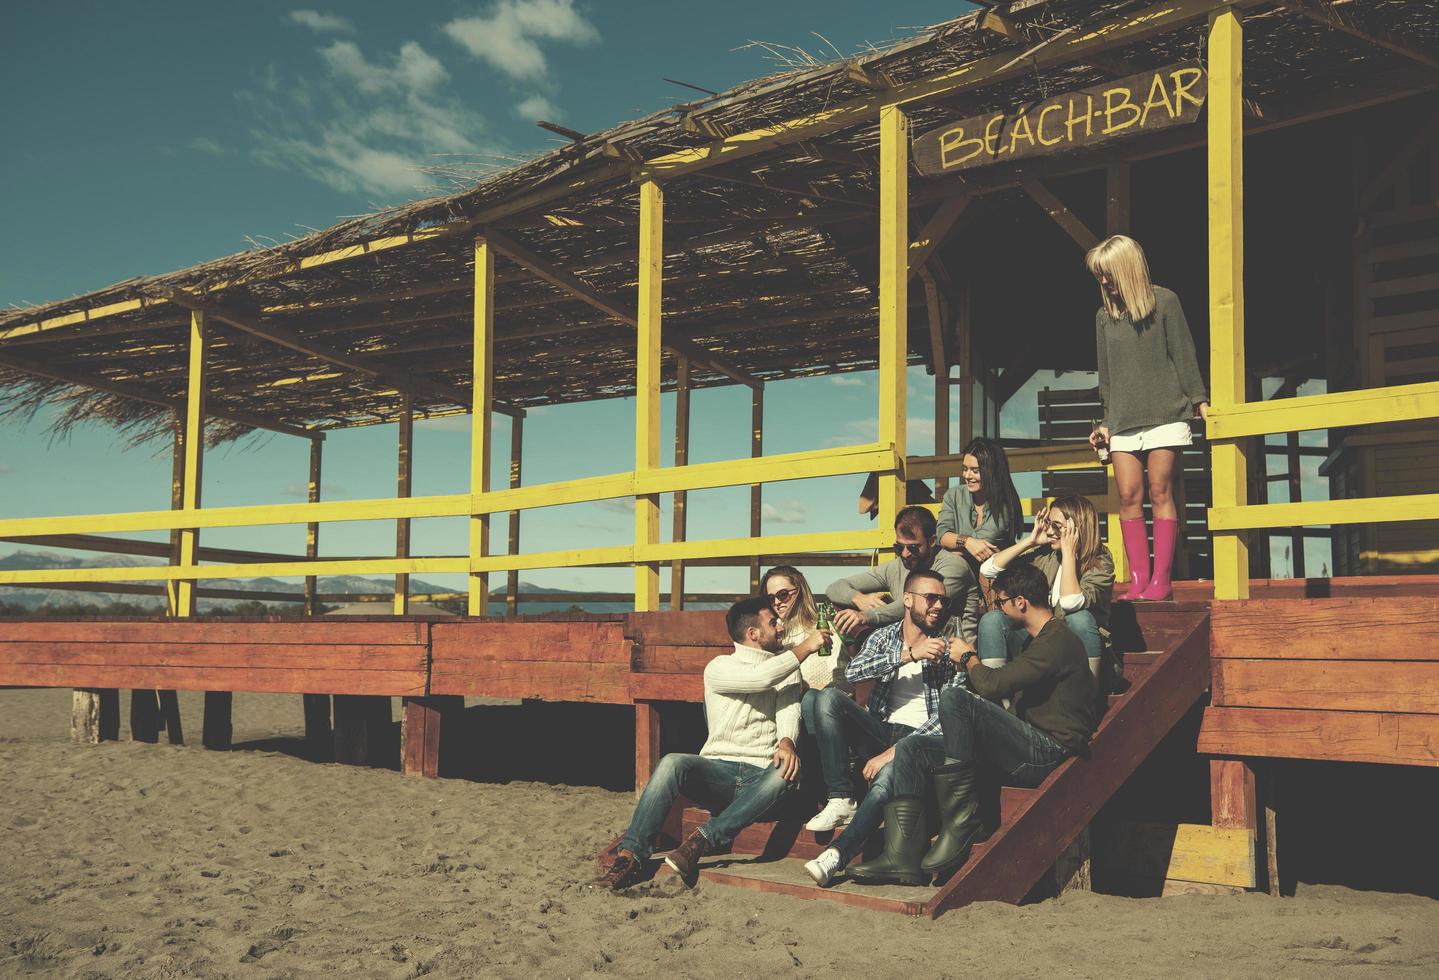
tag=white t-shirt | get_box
[886,657,930,729]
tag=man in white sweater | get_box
[592,595,829,891]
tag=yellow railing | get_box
[0,442,896,590]
[1205,382,1439,558]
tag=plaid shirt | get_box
[843,620,970,737]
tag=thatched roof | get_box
[3,0,1436,444]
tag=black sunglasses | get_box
[892,541,926,556]
[767,587,798,605]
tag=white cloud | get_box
[288,10,355,34]
[320,40,448,95]
[243,39,500,199]
[830,375,867,387]
[761,501,808,525]
[187,136,227,156]
[443,0,599,81]
[516,94,560,119]
[0,463,13,477]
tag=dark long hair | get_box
[963,437,1022,536]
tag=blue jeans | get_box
[937,686,1071,787]
[801,687,913,800]
[618,753,793,861]
[828,736,910,866]
[978,608,1100,665]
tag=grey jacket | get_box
[825,550,979,641]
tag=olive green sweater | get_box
[967,617,1097,755]
[1096,285,1208,435]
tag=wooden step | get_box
[682,786,1037,862]
[658,854,932,915]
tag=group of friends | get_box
[592,235,1210,892]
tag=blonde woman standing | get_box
[1085,236,1208,601]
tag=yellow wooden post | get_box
[394,392,413,615]
[670,355,691,611]
[506,413,524,617]
[468,237,495,615]
[176,308,207,617]
[1208,8,1249,600]
[303,438,322,616]
[635,178,664,612]
[878,104,910,526]
[749,384,764,594]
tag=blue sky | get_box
[0,1,1325,598]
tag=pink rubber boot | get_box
[1140,518,1179,601]
[1119,518,1150,601]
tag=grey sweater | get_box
[825,551,980,641]
[1096,285,1208,435]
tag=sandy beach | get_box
[2,687,1436,979]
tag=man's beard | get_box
[908,607,944,635]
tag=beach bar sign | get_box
[913,62,1207,175]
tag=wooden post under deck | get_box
[301,437,331,753]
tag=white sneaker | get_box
[804,848,843,887]
[804,797,858,832]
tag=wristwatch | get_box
[958,649,978,670]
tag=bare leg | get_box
[1145,449,1180,521]
[1111,451,1146,520]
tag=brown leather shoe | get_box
[590,852,644,891]
[663,829,709,888]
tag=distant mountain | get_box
[0,548,722,614]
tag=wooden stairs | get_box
[666,602,1213,917]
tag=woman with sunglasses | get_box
[1086,235,1207,601]
[975,494,1114,679]
[761,565,847,695]
[937,437,1023,575]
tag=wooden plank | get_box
[129,689,160,744]
[635,701,661,797]
[1210,758,1257,830]
[1211,598,1439,659]
[0,642,429,671]
[431,621,630,664]
[924,615,1212,917]
[624,610,729,646]
[627,672,705,702]
[0,664,425,696]
[429,660,631,703]
[1213,659,1439,714]
[0,621,428,645]
[202,691,232,750]
[1198,706,1439,766]
[157,689,183,745]
[402,695,462,778]
[682,857,927,916]
[635,644,724,674]
[71,688,119,743]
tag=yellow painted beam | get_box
[1207,380,1439,440]
[1208,8,1249,600]
[175,309,207,617]
[1209,493,1439,531]
[640,529,888,564]
[635,177,663,612]
[877,104,909,528]
[0,557,469,587]
[634,443,894,496]
[469,237,495,615]
[470,545,636,575]
[640,0,1257,181]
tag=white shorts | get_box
[1109,420,1194,453]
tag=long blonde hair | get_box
[1046,494,1106,574]
[1085,234,1157,321]
[760,565,819,632]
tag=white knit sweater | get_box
[700,643,802,766]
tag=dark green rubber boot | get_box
[919,760,983,875]
[848,796,930,886]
